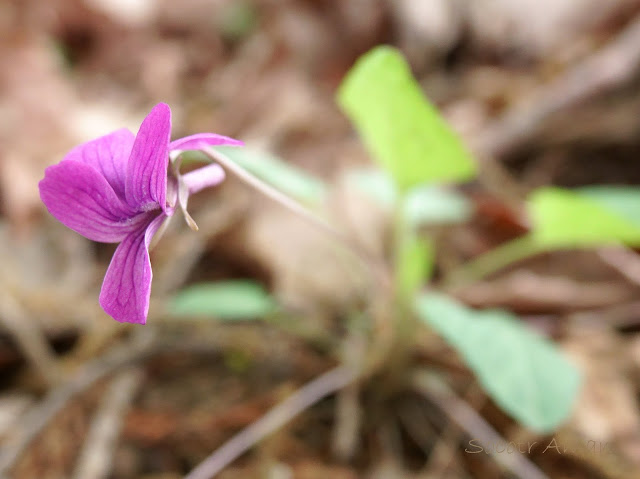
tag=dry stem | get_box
[183,365,356,479]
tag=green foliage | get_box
[345,168,473,227]
[415,293,581,433]
[529,187,640,246]
[337,46,476,191]
[170,280,277,320]
[215,146,327,205]
[578,186,640,226]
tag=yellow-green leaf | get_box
[337,46,476,191]
[529,187,640,246]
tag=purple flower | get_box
[39,103,242,324]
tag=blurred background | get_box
[2,0,640,478]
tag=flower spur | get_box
[39,103,242,324]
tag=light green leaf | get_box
[415,293,581,433]
[577,186,640,227]
[345,168,473,226]
[529,187,640,246]
[215,146,327,205]
[170,280,277,320]
[337,46,476,191]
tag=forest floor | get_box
[2,1,640,478]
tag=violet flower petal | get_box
[99,214,165,324]
[64,129,134,198]
[169,133,244,151]
[181,163,226,195]
[126,103,171,213]
[39,161,145,243]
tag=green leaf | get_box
[215,146,327,205]
[337,46,476,191]
[415,293,580,433]
[529,187,640,246]
[397,235,433,297]
[170,280,277,320]
[345,168,473,226]
[577,186,640,227]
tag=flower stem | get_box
[392,199,414,320]
[441,234,548,288]
[386,197,418,375]
[202,147,390,290]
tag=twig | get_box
[0,329,155,478]
[0,331,275,478]
[183,365,356,479]
[475,14,640,159]
[412,371,551,479]
[597,247,640,288]
[71,369,142,479]
[440,14,640,289]
[0,291,62,387]
[569,300,640,329]
[331,329,365,460]
[463,14,640,219]
[331,383,361,460]
[423,383,487,477]
[451,270,634,311]
[397,401,467,477]
[201,147,390,291]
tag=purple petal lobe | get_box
[182,163,225,195]
[99,215,165,324]
[169,133,243,151]
[39,161,145,243]
[126,103,171,213]
[64,129,134,198]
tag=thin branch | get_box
[0,291,63,387]
[451,270,634,312]
[201,147,391,291]
[570,300,640,329]
[475,14,640,159]
[423,383,487,477]
[331,329,366,460]
[466,14,640,216]
[183,365,356,479]
[71,369,142,479]
[597,247,640,288]
[331,382,361,460]
[432,14,640,291]
[0,329,156,477]
[412,371,551,479]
